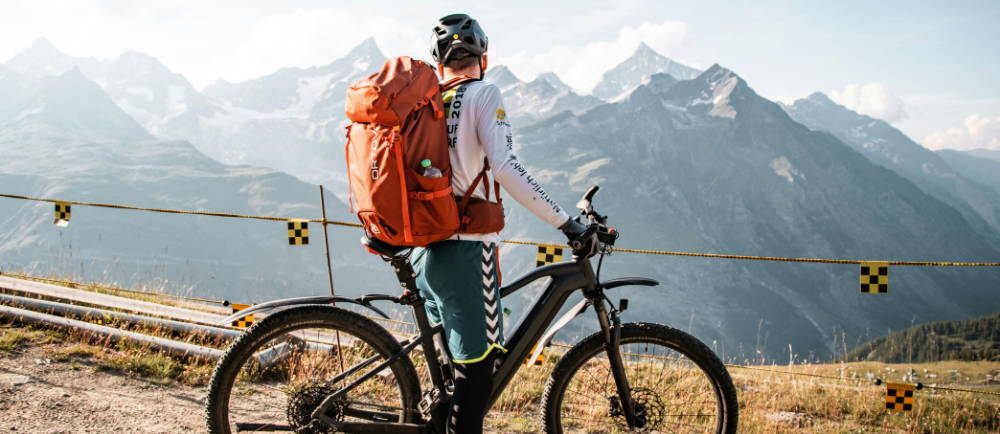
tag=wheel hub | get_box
[607,387,664,431]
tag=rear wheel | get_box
[205,305,422,433]
[541,322,738,433]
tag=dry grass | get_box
[1,321,216,386]
[3,283,998,433]
[3,319,998,433]
[733,363,999,433]
[480,350,1000,433]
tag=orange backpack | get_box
[344,56,503,247]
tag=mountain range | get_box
[2,37,999,360]
[485,65,603,124]
[592,42,701,101]
[0,63,395,304]
[784,93,1000,233]
[503,65,1000,360]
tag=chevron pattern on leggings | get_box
[482,243,501,345]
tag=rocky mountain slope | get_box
[500,65,1000,360]
[0,69,391,304]
[486,66,603,124]
[6,38,217,146]
[938,149,1000,195]
[785,93,1000,232]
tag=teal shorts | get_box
[413,240,506,364]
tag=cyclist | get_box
[419,13,591,434]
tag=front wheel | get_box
[541,322,738,433]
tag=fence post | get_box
[319,185,336,297]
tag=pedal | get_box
[417,388,441,418]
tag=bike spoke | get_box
[554,336,726,433]
[213,316,416,434]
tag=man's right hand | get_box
[559,216,598,256]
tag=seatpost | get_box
[390,256,422,305]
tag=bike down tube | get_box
[488,258,594,407]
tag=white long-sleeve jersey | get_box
[441,79,570,242]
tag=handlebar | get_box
[568,185,618,255]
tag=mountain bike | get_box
[205,186,738,433]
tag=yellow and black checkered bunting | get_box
[231,303,254,328]
[523,343,545,366]
[885,382,915,412]
[53,202,71,226]
[536,245,563,267]
[287,219,309,245]
[860,261,889,293]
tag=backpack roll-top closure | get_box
[346,56,442,126]
[345,84,398,125]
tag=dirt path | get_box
[0,343,206,433]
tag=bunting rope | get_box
[1,192,999,267]
[0,192,363,227]
[500,240,1000,266]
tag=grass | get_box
[2,280,998,432]
[0,323,64,353]
[0,322,216,386]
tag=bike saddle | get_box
[361,234,409,257]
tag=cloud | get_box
[0,3,688,92]
[923,114,1000,151]
[215,9,428,86]
[829,82,908,123]
[502,20,690,93]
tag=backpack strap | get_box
[440,76,478,91]
[458,158,502,212]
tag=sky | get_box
[1,0,998,151]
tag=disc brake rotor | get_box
[608,387,665,431]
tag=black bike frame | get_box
[487,257,595,405]
[311,252,654,432]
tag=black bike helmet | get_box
[430,13,488,64]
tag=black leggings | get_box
[448,352,495,434]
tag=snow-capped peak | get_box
[802,91,836,106]
[592,42,701,100]
[692,65,742,118]
[536,72,572,93]
[5,37,79,77]
[345,37,384,61]
[17,37,63,59]
[485,65,522,89]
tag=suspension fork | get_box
[593,298,641,428]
